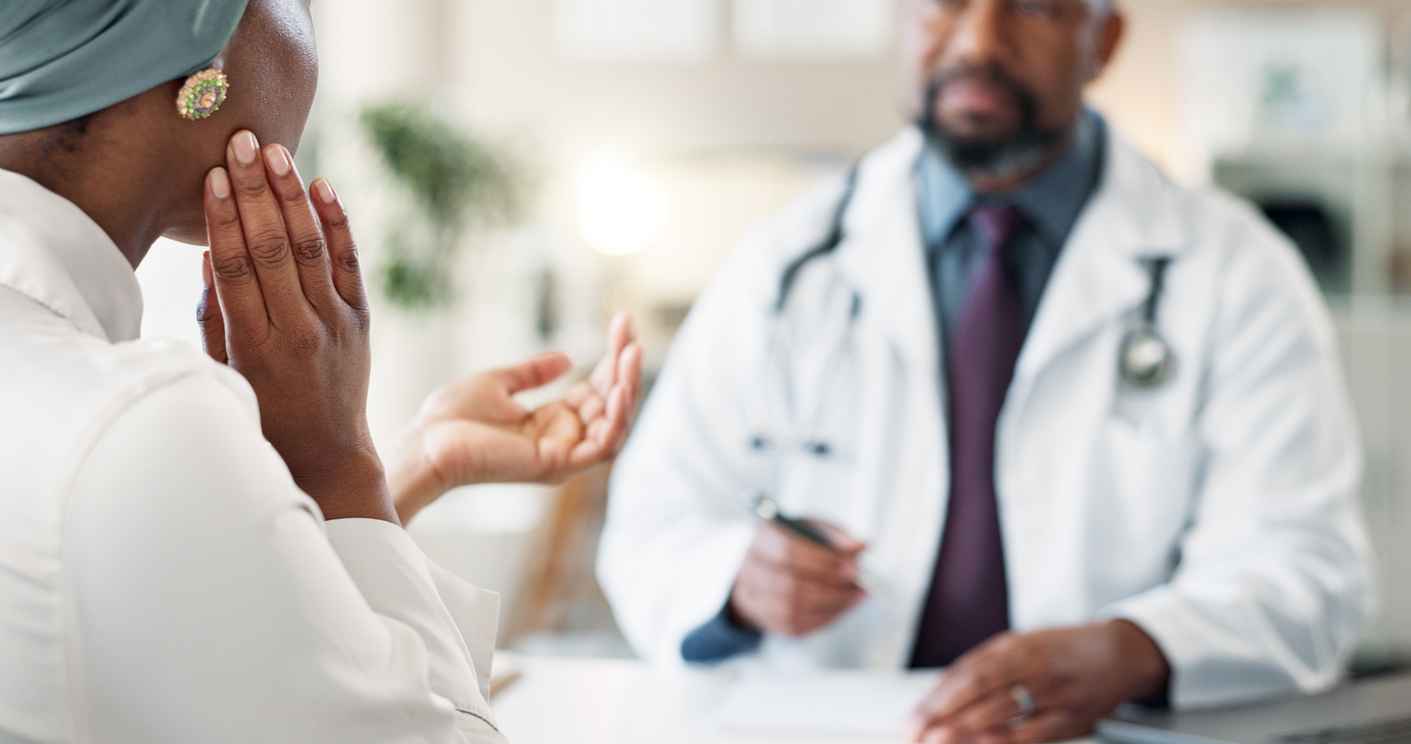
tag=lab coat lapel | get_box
[834,130,938,376]
[1007,136,1190,414]
[832,131,951,669]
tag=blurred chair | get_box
[501,462,627,657]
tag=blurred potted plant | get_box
[359,102,521,309]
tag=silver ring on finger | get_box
[1010,684,1037,721]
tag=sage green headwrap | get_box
[0,0,249,135]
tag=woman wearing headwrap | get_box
[0,1,641,741]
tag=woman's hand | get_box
[197,130,394,522]
[390,313,643,524]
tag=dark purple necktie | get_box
[910,204,1026,669]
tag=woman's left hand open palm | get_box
[394,313,642,522]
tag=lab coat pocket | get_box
[1096,416,1199,586]
[776,446,866,535]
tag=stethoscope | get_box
[745,165,1179,464]
[1119,256,1177,390]
[747,166,862,465]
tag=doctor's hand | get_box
[198,132,393,522]
[727,520,868,638]
[389,313,643,524]
[905,621,1171,744]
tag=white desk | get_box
[491,656,1096,744]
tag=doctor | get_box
[597,0,1374,741]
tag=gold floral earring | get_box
[176,68,230,121]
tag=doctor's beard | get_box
[918,64,1067,182]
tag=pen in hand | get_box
[730,495,871,637]
[752,494,839,550]
[751,494,872,592]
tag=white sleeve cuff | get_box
[665,523,757,663]
[325,518,500,725]
[430,562,502,700]
[1101,587,1307,710]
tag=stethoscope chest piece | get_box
[1118,255,1178,391]
[1119,325,1174,390]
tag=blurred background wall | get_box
[137,0,1411,665]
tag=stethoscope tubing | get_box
[750,165,1179,465]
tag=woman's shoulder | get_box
[105,339,257,417]
[0,311,260,492]
[79,339,261,456]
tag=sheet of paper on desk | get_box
[714,670,942,737]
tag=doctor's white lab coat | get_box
[597,128,1375,709]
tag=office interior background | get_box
[137,0,1411,669]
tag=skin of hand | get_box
[197,130,394,523]
[906,620,1171,744]
[390,314,644,524]
[727,520,869,638]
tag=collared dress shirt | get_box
[920,109,1105,338]
[0,168,508,744]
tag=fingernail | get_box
[231,131,258,165]
[208,168,231,199]
[266,145,292,176]
[313,179,337,205]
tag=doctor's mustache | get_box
[916,63,1041,136]
[918,63,1067,177]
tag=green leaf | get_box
[358,102,523,310]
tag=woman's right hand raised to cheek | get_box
[196,130,396,523]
